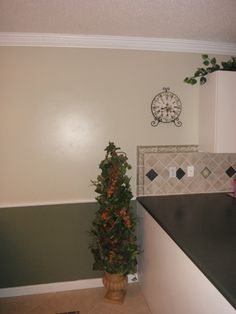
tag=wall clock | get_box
[151,87,182,127]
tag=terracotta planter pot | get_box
[102,272,128,304]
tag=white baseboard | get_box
[0,274,138,298]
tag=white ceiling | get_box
[0,0,236,43]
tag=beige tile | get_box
[219,160,231,171]
[177,145,198,152]
[0,293,52,314]
[0,284,151,314]
[144,176,153,187]
[183,153,199,164]
[166,159,178,169]
[145,183,159,195]
[140,145,235,196]
[212,153,226,164]
[187,180,200,193]
[167,177,178,188]
[198,180,211,192]
[174,154,186,165]
[145,154,159,167]
[227,154,236,164]
[137,185,144,196]
[88,284,151,314]
[159,182,173,195]
[30,288,103,314]
[137,167,144,186]
[159,168,169,180]
[174,182,186,194]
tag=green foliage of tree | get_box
[184,55,236,85]
[89,142,139,275]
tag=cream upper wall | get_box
[0,47,203,205]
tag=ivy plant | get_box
[184,55,236,85]
[89,142,139,275]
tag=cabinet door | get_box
[199,71,236,153]
[216,71,236,153]
[199,72,217,152]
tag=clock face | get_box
[151,88,182,127]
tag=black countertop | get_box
[137,193,236,309]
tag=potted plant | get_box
[89,142,139,304]
[184,54,236,85]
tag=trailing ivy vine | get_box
[184,55,236,85]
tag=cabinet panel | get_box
[199,71,236,153]
[216,72,236,153]
[137,203,235,314]
[199,72,217,152]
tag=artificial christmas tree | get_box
[89,142,139,303]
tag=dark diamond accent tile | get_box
[201,167,211,179]
[225,166,236,177]
[176,168,185,180]
[146,169,158,181]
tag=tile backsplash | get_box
[137,145,236,196]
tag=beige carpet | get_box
[0,283,151,314]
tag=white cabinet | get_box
[199,71,236,153]
[137,203,235,314]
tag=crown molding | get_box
[0,32,236,55]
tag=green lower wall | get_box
[0,202,102,288]
[0,200,136,289]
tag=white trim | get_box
[0,197,137,208]
[0,278,103,298]
[0,274,138,298]
[0,32,236,55]
[0,198,96,208]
